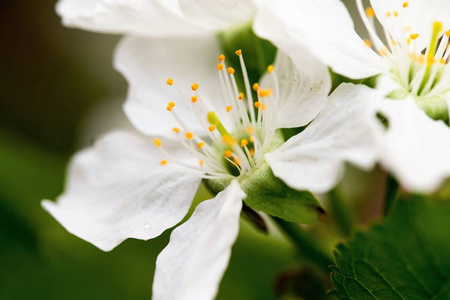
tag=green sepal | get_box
[240,163,326,224]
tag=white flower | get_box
[56,0,257,37]
[43,36,378,299]
[254,0,450,192]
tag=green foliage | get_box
[330,196,450,299]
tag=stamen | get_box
[240,139,248,147]
[191,83,199,91]
[402,2,408,8]
[267,65,274,73]
[191,95,198,103]
[227,67,235,74]
[235,49,242,56]
[217,63,224,71]
[238,93,244,100]
[197,142,205,149]
[253,83,259,91]
[199,159,204,166]
[154,138,162,147]
[365,7,375,18]
[410,33,419,40]
[226,106,233,112]
[185,132,194,140]
[160,159,168,166]
[218,54,225,62]
[208,125,216,132]
[224,150,233,158]
[166,78,174,86]
[172,127,180,133]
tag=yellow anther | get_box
[185,132,194,140]
[172,127,180,133]
[191,95,198,103]
[199,159,204,166]
[166,78,174,86]
[154,138,162,147]
[208,125,216,132]
[160,159,168,166]
[364,39,372,48]
[267,65,274,73]
[240,139,248,147]
[410,33,420,40]
[254,101,262,108]
[226,106,233,112]
[249,149,255,157]
[440,58,446,64]
[166,106,172,112]
[249,136,255,143]
[446,31,450,37]
[197,142,205,149]
[224,150,233,158]
[386,11,392,17]
[403,2,409,8]
[252,83,259,91]
[191,83,199,91]
[261,104,267,111]
[168,101,175,108]
[227,67,235,74]
[378,48,388,56]
[258,88,273,98]
[245,126,254,134]
[222,135,236,146]
[391,39,398,46]
[233,158,241,166]
[394,11,399,17]
[217,63,224,71]
[407,38,411,45]
[218,54,225,61]
[238,93,244,100]
[235,49,242,56]
[365,7,375,18]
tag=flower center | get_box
[153,50,278,179]
[357,0,450,98]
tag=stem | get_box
[384,175,399,216]
[272,217,332,272]
[328,188,354,237]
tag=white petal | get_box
[115,36,227,139]
[253,0,386,79]
[374,97,450,192]
[42,131,201,251]
[152,180,245,300]
[266,84,379,193]
[179,0,256,31]
[260,50,330,128]
[56,0,206,37]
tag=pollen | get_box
[185,132,194,140]
[218,54,225,61]
[365,7,375,18]
[226,106,233,112]
[254,101,262,108]
[403,2,409,8]
[191,95,198,103]
[197,142,205,149]
[217,63,224,71]
[240,139,248,147]
[191,83,199,91]
[172,127,180,133]
[166,78,174,86]
[252,83,259,91]
[160,159,168,166]
[208,125,216,132]
[258,88,272,98]
[154,138,162,147]
[238,93,244,100]
[235,49,242,56]
[267,65,274,73]
[227,67,235,74]
[224,150,233,158]
[410,33,419,40]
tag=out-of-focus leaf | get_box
[331,196,450,299]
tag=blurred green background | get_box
[0,1,300,299]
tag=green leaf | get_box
[330,196,450,299]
